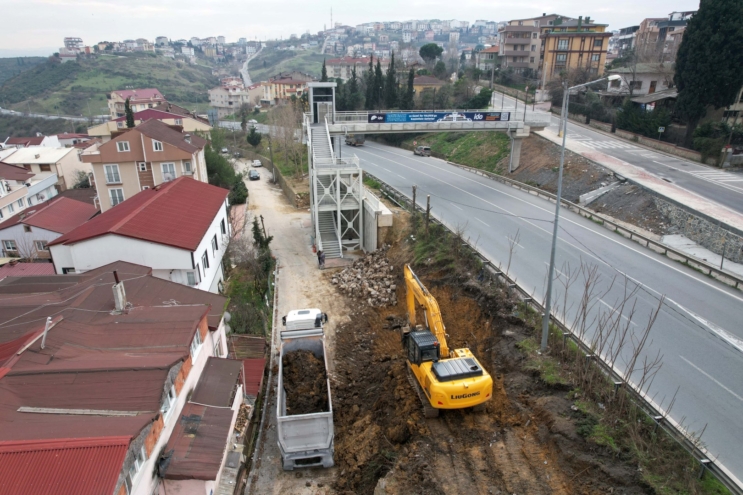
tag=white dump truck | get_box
[277,308,334,470]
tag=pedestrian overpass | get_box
[305,82,550,259]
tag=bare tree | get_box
[268,104,305,177]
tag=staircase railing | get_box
[324,116,336,161]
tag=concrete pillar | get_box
[509,136,524,172]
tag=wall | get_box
[0,224,60,259]
[57,149,91,190]
[189,198,230,292]
[91,161,141,212]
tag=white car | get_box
[252,160,262,167]
[248,119,258,124]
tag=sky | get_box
[0,0,700,56]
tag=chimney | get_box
[112,270,127,312]
[40,316,52,349]
[578,16,583,30]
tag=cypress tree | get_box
[385,53,397,108]
[320,59,328,82]
[124,98,135,128]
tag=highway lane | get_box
[349,140,743,482]
[490,91,743,216]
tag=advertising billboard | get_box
[367,111,510,123]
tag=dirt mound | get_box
[332,245,397,307]
[282,350,329,415]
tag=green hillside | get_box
[0,57,46,86]
[0,53,219,116]
[0,114,87,137]
[248,46,325,82]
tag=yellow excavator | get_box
[402,264,493,418]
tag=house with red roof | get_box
[1,134,61,149]
[108,88,167,119]
[0,261,233,495]
[87,108,212,143]
[49,177,230,293]
[82,119,209,211]
[0,195,97,259]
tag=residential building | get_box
[723,87,743,125]
[108,88,167,119]
[0,261,229,495]
[325,56,386,81]
[53,132,91,147]
[152,102,209,124]
[541,16,612,83]
[499,14,564,75]
[2,146,89,192]
[181,46,195,57]
[0,160,57,220]
[413,76,446,98]
[156,36,169,46]
[260,72,315,104]
[208,84,252,119]
[49,177,230,292]
[1,134,61,149]
[607,63,676,96]
[82,119,208,211]
[613,25,640,56]
[449,32,460,43]
[87,109,212,142]
[0,195,97,259]
[478,45,500,73]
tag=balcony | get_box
[504,61,532,69]
[500,26,538,33]
[502,50,530,57]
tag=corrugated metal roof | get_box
[0,263,55,279]
[631,89,679,104]
[50,177,228,251]
[0,436,130,495]
[228,335,267,359]
[243,358,266,398]
[190,357,242,407]
[0,196,97,234]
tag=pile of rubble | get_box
[331,246,397,307]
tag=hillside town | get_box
[1,1,743,495]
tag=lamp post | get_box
[541,74,621,351]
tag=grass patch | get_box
[517,337,572,386]
[248,46,326,82]
[401,131,511,174]
[364,176,381,190]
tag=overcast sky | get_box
[0,0,700,56]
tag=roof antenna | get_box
[40,316,52,349]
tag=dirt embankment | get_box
[283,349,329,415]
[329,244,650,495]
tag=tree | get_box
[419,43,444,67]
[72,170,91,188]
[124,98,135,128]
[229,177,248,204]
[433,61,447,79]
[364,57,375,110]
[674,0,743,147]
[373,59,385,109]
[321,58,328,82]
[384,52,397,108]
[346,66,363,110]
[246,126,262,147]
[399,69,415,110]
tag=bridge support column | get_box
[508,126,530,173]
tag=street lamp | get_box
[540,74,621,351]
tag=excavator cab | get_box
[403,329,440,366]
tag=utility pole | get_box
[425,195,431,235]
[412,185,417,212]
[523,86,529,121]
[260,214,267,238]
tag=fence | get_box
[370,172,743,494]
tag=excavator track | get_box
[406,363,439,419]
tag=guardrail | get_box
[445,161,743,290]
[370,172,743,494]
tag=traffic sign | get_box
[658,126,665,133]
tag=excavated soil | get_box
[330,244,651,495]
[282,350,329,415]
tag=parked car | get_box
[248,119,258,124]
[414,146,431,157]
[252,160,262,167]
[221,147,229,154]
[248,169,260,180]
[233,151,242,158]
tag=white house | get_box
[2,146,90,191]
[1,134,61,149]
[607,63,675,96]
[49,177,231,293]
[0,159,59,221]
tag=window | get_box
[220,219,226,235]
[630,80,643,90]
[39,164,51,172]
[202,250,209,272]
[183,162,192,174]
[160,385,176,418]
[610,79,621,88]
[190,329,203,359]
[109,188,125,206]
[18,198,24,208]
[512,56,517,63]
[116,141,130,152]
[214,337,223,357]
[211,234,218,254]
[128,446,147,485]
[557,39,569,50]
[7,203,14,214]
[62,267,75,274]
[117,121,124,128]
[532,32,538,38]
[3,240,17,252]
[531,45,536,51]
[161,163,176,181]
[35,240,49,251]
[175,119,183,125]
[591,54,600,61]
[138,162,147,172]
[530,57,535,63]
[153,140,163,152]
[556,53,567,63]
[187,271,197,286]
[593,39,603,48]
[104,164,121,184]
[23,225,32,233]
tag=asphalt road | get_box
[349,140,743,483]
[490,91,743,216]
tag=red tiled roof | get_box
[481,46,499,53]
[50,177,228,251]
[243,358,266,398]
[113,108,188,123]
[0,437,130,495]
[161,403,234,480]
[54,133,89,139]
[0,161,34,181]
[134,119,207,153]
[0,263,55,279]
[0,196,97,234]
[4,136,45,147]
[113,88,164,102]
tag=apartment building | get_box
[88,109,212,142]
[0,158,57,221]
[499,14,564,74]
[208,81,262,119]
[635,11,694,61]
[2,146,89,192]
[613,25,640,56]
[325,56,386,82]
[82,119,208,211]
[541,17,612,83]
[108,88,167,119]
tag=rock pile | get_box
[331,246,397,307]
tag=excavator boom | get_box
[405,265,449,357]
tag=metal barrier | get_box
[370,172,743,494]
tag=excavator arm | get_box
[404,264,449,358]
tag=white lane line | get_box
[450,203,463,211]
[357,143,743,305]
[382,167,391,172]
[508,236,525,249]
[475,217,490,227]
[598,299,638,327]
[680,355,743,402]
[396,173,405,179]
[543,261,567,278]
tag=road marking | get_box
[396,173,405,179]
[450,203,463,211]
[475,217,490,227]
[356,143,743,307]
[680,355,743,402]
[543,261,566,278]
[508,236,524,249]
[382,167,391,172]
[598,299,638,327]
